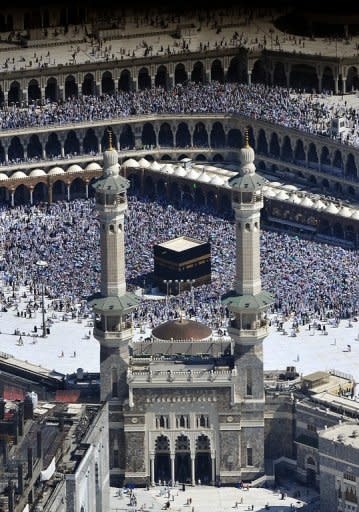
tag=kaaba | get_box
[153,236,211,294]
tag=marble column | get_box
[150,456,155,486]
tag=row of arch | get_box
[153,434,213,484]
[1,122,358,181]
[251,60,359,93]
[2,57,246,104]
[3,58,359,105]
[1,171,359,245]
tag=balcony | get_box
[127,367,236,385]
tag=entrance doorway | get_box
[175,435,191,483]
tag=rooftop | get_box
[157,236,205,252]
[319,422,359,449]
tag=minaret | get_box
[89,131,139,485]
[222,128,274,479]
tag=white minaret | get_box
[88,132,139,486]
[222,128,274,480]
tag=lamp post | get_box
[36,260,48,338]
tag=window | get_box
[197,415,209,428]
[156,415,169,429]
[245,223,251,232]
[247,447,253,466]
[176,415,189,429]
[111,368,118,398]
[246,368,253,396]
[109,224,115,232]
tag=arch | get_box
[320,146,331,167]
[144,175,155,198]
[101,71,114,95]
[118,69,131,92]
[195,154,206,161]
[348,186,355,196]
[308,175,317,185]
[251,59,266,84]
[8,137,24,161]
[220,194,231,212]
[273,61,286,87]
[269,132,280,158]
[227,55,246,83]
[333,149,343,172]
[155,65,168,89]
[82,73,95,96]
[27,135,42,159]
[207,190,216,208]
[308,143,319,169]
[120,125,134,149]
[170,181,180,202]
[65,75,78,99]
[159,123,173,147]
[46,133,61,158]
[142,123,156,147]
[161,154,171,161]
[195,435,211,484]
[210,122,225,148]
[256,129,268,155]
[334,182,343,194]
[322,66,335,92]
[213,153,224,162]
[211,59,224,83]
[28,79,41,102]
[319,218,331,235]
[290,64,318,92]
[157,179,167,198]
[346,153,357,178]
[191,61,205,83]
[281,135,293,162]
[175,435,191,483]
[194,186,205,206]
[33,182,48,203]
[64,131,80,156]
[322,178,330,189]
[14,184,30,206]
[176,123,191,147]
[138,67,151,90]
[333,223,344,239]
[193,122,208,147]
[8,81,20,104]
[83,128,99,154]
[52,180,67,201]
[174,63,188,85]
[345,225,355,242]
[228,128,242,148]
[70,177,86,198]
[155,435,170,483]
[182,184,193,204]
[294,140,306,164]
[346,66,359,92]
[128,173,140,194]
[45,77,57,102]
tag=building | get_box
[90,129,274,486]
[319,423,359,512]
[153,236,211,293]
[0,398,109,511]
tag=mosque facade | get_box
[89,131,276,487]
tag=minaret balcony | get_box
[94,322,133,342]
[227,324,269,340]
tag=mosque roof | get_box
[88,292,139,313]
[221,290,274,311]
[152,317,212,341]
